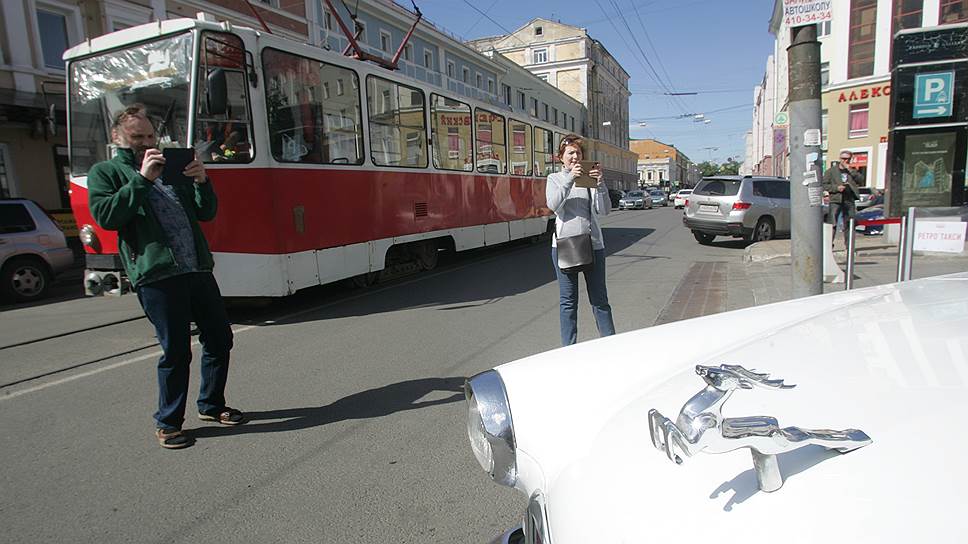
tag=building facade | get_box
[629,139,694,189]
[753,0,968,190]
[468,18,638,189]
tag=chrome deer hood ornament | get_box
[648,364,872,492]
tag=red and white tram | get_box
[66,15,566,298]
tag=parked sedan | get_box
[673,189,692,209]
[465,272,968,543]
[618,190,652,210]
[0,199,74,301]
[649,190,668,207]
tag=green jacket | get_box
[87,150,217,288]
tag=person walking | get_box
[546,134,616,346]
[822,150,865,246]
[88,105,244,449]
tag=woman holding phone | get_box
[545,134,615,346]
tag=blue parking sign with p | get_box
[914,71,954,119]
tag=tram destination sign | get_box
[782,0,832,28]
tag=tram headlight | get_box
[465,370,517,487]
[79,224,99,249]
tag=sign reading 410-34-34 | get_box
[783,0,832,28]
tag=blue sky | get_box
[404,0,777,164]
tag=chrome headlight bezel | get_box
[464,370,517,487]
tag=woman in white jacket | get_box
[545,134,615,346]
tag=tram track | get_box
[1,237,546,394]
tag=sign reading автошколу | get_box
[783,0,832,28]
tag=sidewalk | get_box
[732,235,968,308]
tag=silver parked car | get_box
[618,190,652,210]
[682,176,790,244]
[0,199,74,301]
[649,190,668,207]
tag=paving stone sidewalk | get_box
[729,236,968,309]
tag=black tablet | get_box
[161,148,195,186]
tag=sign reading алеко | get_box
[783,0,832,28]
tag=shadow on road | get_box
[243,227,655,325]
[190,376,466,438]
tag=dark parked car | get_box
[608,189,625,208]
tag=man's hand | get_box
[140,148,165,181]
[837,184,846,192]
[184,158,207,184]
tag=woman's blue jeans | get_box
[552,247,616,346]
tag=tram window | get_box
[508,119,532,176]
[195,33,254,163]
[366,76,428,168]
[430,94,473,172]
[534,126,555,177]
[262,48,364,165]
[475,108,506,174]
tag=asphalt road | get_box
[0,205,752,543]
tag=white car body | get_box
[674,189,692,208]
[476,273,968,543]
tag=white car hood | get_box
[496,273,968,543]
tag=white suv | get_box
[682,176,790,244]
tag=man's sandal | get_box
[156,428,193,449]
[198,407,246,426]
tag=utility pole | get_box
[787,23,823,297]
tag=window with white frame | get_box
[447,60,455,78]
[476,73,483,89]
[35,2,81,71]
[502,84,512,106]
[536,73,549,82]
[533,48,548,64]
[534,25,543,36]
[355,21,366,43]
[324,10,333,30]
[517,91,525,110]
[380,31,392,53]
[817,20,831,36]
[105,1,152,32]
[487,78,494,94]
[404,43,413,61]
[424,50,433,69]
[848,102,869,138]
[462,67,469,83]
[820,62,830,86]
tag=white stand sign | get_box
[913,220,967,253]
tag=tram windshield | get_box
[69,32,193,175]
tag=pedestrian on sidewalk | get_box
[546,134,616,346]
[88,105,245,450]
[823,150,864,246]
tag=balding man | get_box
[88,105,245,450]
[822,150,865,246]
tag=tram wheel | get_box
[415,241,439,271]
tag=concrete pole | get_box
[787,24,823,298]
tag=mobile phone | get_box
[161,148,195,186]
[574,160,600,188]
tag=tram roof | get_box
[63,17,243,60]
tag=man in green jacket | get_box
[822,150,865,246]
[88,105,244,449]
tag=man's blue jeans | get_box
[136,272,234,431]
[552,247,616,346]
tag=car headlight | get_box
[79,224,99,250]
[464,370,516,487]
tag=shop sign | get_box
[782,0,832,28]
[913,221,967,253]
[913,71,954,119]
[848,152,868,168]
[837,84,891,103]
